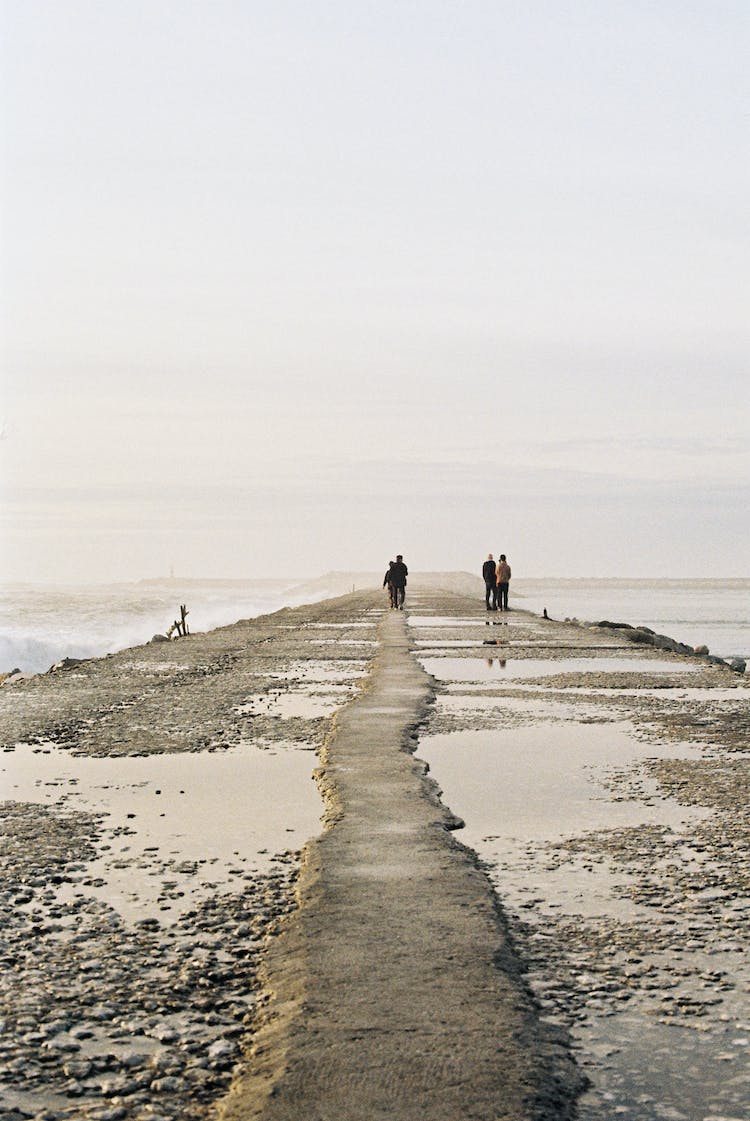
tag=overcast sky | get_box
[2,1,748,581]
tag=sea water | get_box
[0,578,322,674]
[1,576,747,674]
[513,578,749,662]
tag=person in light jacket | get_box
[496,555,511,611]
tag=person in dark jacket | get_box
[482,553,497,610]
[390,555,408,610]
[383,561,396,608]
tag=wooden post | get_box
[166,606,190,639]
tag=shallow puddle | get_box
[309,622,376,629]
[418,707,747,1119]
[576,1012,750,1120]
[264,660,368,683]
[409,612,544,627]
[237,689,351,719]
[1,741,323,923]
[310,639,376,647]
[433,693,616,724]
[415,639,625,650]
[419,656,698,681]
[419,723,703,846]
[408,616,489,627]
[416,639,523,650]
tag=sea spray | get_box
[0,579,319,673]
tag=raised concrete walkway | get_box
[218,610,578,1121]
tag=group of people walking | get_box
[383,555,408,609]
[381,552,510,614]
[482,553,511,611]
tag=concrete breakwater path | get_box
[219,606,580,1121]
[2,582,747,1121]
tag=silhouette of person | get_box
[390,555,408,609]
[482,553,497,611]
[383,561,396,608]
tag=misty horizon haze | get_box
[2,2,748,583]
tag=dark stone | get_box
[627,629,656,646]
[47,657,84,673]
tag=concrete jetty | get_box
[218,609,579,1121]
[2,582,745,1119]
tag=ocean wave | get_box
[0,585,305,674]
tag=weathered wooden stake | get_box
[166,605,190,639]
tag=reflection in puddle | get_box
[418,723,704,845]
[1,741,323,923]
[419,656,699,681]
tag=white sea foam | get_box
[0,579,321,673]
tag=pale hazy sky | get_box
[2,1,748,581]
